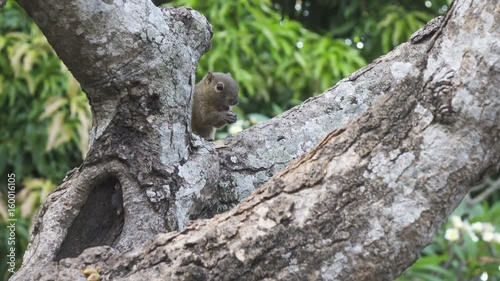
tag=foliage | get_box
[275,0,452,61]
[0,0,90,185]
[378,6,434,53]
[398,200,500,281]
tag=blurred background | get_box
[1,0,499,280]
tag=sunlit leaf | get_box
[45,111,66,151]
[39,96,67,120]
[9,42,29,77]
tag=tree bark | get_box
[12,0,500,280]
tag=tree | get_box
[11,0,500,280]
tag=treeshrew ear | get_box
[227,72,232,77]
[206,71,214,84]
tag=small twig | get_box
[470,176,495,192]
[466,179,500,206]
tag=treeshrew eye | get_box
[216,82,224,91]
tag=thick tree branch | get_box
[185,16,447,220]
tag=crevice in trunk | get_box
[55,177,124,260]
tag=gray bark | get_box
[12,0,500,280]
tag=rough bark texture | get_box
[12,0,500,280]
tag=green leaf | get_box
[411,254,449,268]
[419,264,456,278]
[392,20,405,46]
[39,97,67,120]
[463,233,478,261]
[452,244,466,262]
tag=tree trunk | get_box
[12,0,500,280]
